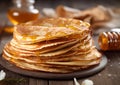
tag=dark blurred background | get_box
[0,0,120,12]
[0,0,120,25]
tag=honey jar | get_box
[7,0,40,25]
[98,32,120,51]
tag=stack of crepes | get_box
[2,18,102,73]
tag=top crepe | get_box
[14,18,90,44]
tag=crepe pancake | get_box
[10,38,78,51]
[5,40,79,57]
[2,17,102,73]
[3,45,95,60]
[6,35,91,56]
[5,38,92,57]
[3,48,101,63]
[3,54,95,73]
[11,34,90,51]
[14,18,90,44]
[8,39,79,54]
[9,35,91,55]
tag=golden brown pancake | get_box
[2,17,102,73]
[3,54,94,73]
[14,18,90,44]
[3,48,101,63]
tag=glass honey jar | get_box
[7,0,40,25]
[98,32,120,51]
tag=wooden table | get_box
[0,0,120,85]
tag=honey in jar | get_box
[7,0,39,25]
[98,32,120,51]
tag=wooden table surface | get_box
[0,0,120,85]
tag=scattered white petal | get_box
[110,65,113,67]
[74,77,80,85]
[0,70,6,81]
[108,74,112,77]
[81,79,94,85]
[98,73,101,76]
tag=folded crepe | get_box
[2,18,102,73]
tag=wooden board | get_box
[0,54,107,80]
